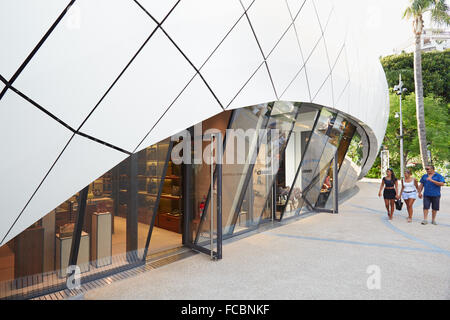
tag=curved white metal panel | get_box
[162,0,244,69]
[137,0,178,23]
[246,0,293,57]
[0,91,73,243]
[80,29,196,151]
[201,16,263,107]
[13,0,156,129]
[0,0,69,80]
[5,135,128,244]
[227,62,276,110]
[0,0,389,245]
[136,74,223,153]
[266,26,304,96]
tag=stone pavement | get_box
[84,181,450,300]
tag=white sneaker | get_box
[421,220,428,225]
[431,221,437,225]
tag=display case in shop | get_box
[91,212,112,267]
[85,196,114,234]
[55,231,90,278]
[83,176,115,263]
[136,143,183,233]
[157,160,182,233]
[137,145,161,225]
[118,158,131,219]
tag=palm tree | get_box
[403,0,450,168]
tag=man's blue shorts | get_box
[423,196,440,211]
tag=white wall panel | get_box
[80,30,195,152]
[312,0,333,29]
[13,0,156,128]
[305,38,331,99]
[312,76,333,108]
[331,48,349,110]
[0,0,68,80]
[349,81,365,126]
[323,10,346,67]
[0,91,73,244]
[345,37,364,122]
[137,0,178,22]
[280,67,310,103]
[227,62,276,110]
[335,82,350,114]
[240,0,254,11]
[246,0,293,57]
[343,33,363,118]
[163,0,244,69]
[136,75,223,153]
[294,0,323,62]
[201,18,263,106]
[359,54,373,123]
[266,26,304,95]
[1,135,128,246]
[375,79,390,144]
[286,0,307,18]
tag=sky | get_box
[332,0,448,58]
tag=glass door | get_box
[191,133,222,260]
[280,106,320,219]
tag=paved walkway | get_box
[85,182,450,300]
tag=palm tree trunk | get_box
[413,27,428,168]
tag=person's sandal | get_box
[431,221,437,225]
[421,220,428,225]
[407,218,412,223]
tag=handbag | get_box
[172,185,181,196]
[395,199,403,211]
[59,223,75,237]
[147,164,157,177]
[145,197,155,209]
[147,179,158,194]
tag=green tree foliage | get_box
[367,92,449,179]
[381,49,450,102]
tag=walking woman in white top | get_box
[400,169,419,223]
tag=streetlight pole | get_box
[394,74,407,179]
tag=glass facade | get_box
[282,106,320,218]
[220,104,271,236]
[0,102,368,299]
[235,102,299,232]
[190,111,231,248]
